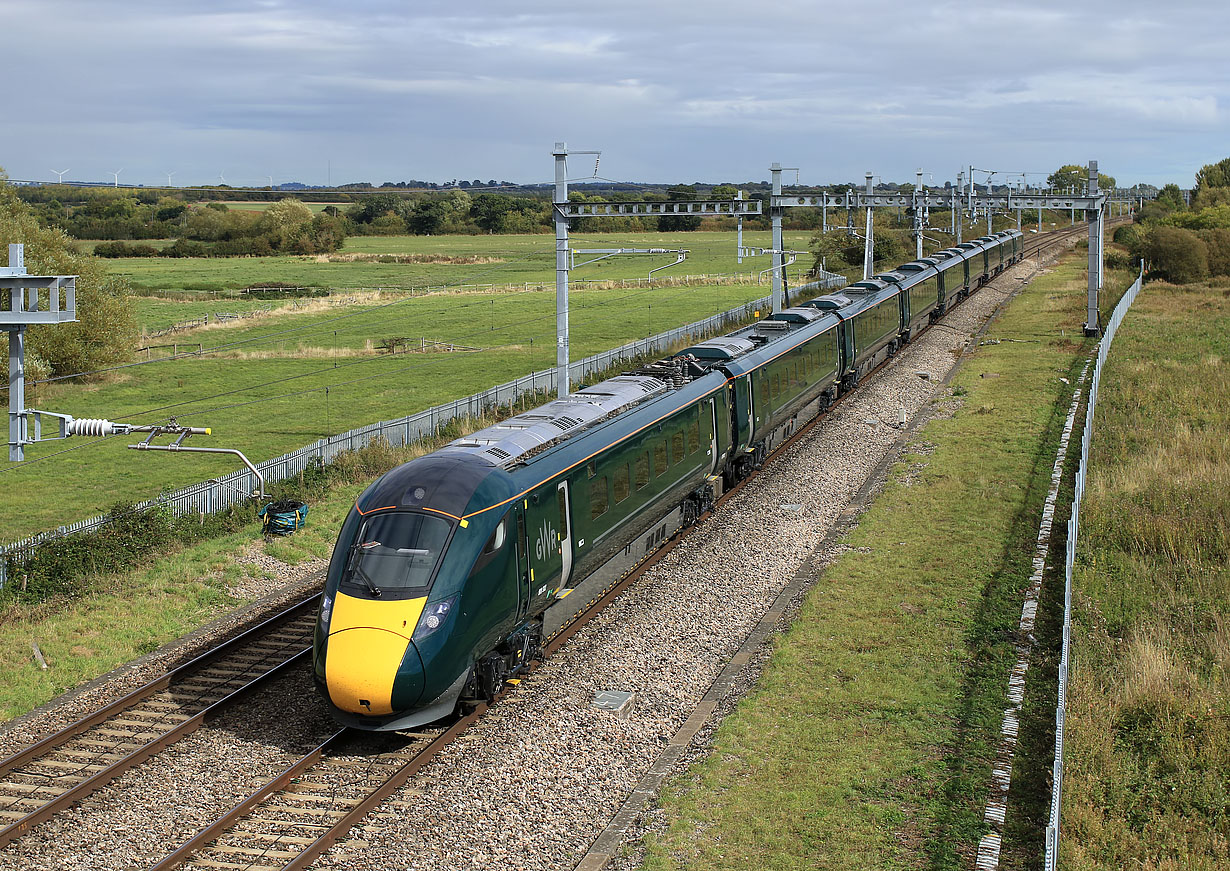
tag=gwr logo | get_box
[535,517,559,562]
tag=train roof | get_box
[439,373,673,469]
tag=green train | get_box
[313,230,1023,729]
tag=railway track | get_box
[131,225,1099,871]
[0,593,320,852]
[0,222,1104,871]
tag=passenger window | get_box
[590,476,609,519]
[614,463,630,503]
[635,453,649,490]
[671,430,685,464]
[653,441,668,477]
[687,413,700,454]
[483,518,506,554]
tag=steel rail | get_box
[0,648,311,849]
[0,591,321,781]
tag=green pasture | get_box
[219,201,334,213]
[5,279,770,540]
[106,231,813,294]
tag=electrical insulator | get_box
[66,418,129,437]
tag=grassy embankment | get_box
[640,252,1129,869]
[1062,280,1230,870]
[0,430,434,721]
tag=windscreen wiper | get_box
[347,543,383,598]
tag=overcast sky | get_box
[3,0,1225,190]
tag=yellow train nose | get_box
[326,628,419,715]
[324,593,427,716]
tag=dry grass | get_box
[1064,280,1230,870]
[312,252,505,265]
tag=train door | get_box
[556,480,573,591]
[525,487,565,612]
[731,377,753,452]
[514,509,530,620]
[706,398,720,474]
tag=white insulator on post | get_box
[67,418,125,437]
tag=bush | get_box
[1144,226,1209,284]
[1,499,255,606]
[1199,228,1230,277]
[94,241,159,258]
[164,238,209,258]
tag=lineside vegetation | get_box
[1063,279,1230,870]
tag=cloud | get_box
[1,0,1227,187]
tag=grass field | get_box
[5,276,774,541]
[105,231,814,294]
[218,201,335,213]
[639,253,1122,870]
[1062,279,1230,870]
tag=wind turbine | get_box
[218,171,227,186]
[266,175,274,189]
[111,168,123,188]
[51,169,70,183]
[166,171,177,187]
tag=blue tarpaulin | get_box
[259,500,309,535]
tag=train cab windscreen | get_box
[343,512,451,598]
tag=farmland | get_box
[105,231,815,295]
[4,231,803,540]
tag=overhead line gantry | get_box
[774,160,1111,336]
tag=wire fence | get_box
[0,292,780,588]
[1044,266,1145,871]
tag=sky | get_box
[2,0,1226,191]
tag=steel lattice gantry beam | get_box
[556,200,762,219]
[770,191,1106,212]
[551,141,762,397]
[770,160,1110,335]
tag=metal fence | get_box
[1044,267,1145,871]
[0,293,777,587]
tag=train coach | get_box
[313,230,1023,730]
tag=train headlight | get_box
[319,593,334,629]
[412,595,458,643]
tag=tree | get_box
[710,184,738,200]
[0,170,138,390]
[1194,157,1230,192]
[1157,183,1186,211]
[472,193,512,233]
[408,199,449,235]
[259,198,314,249]
[1047,164,1116,193]
[1144,226,1208,283]
[658,184,701,232]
